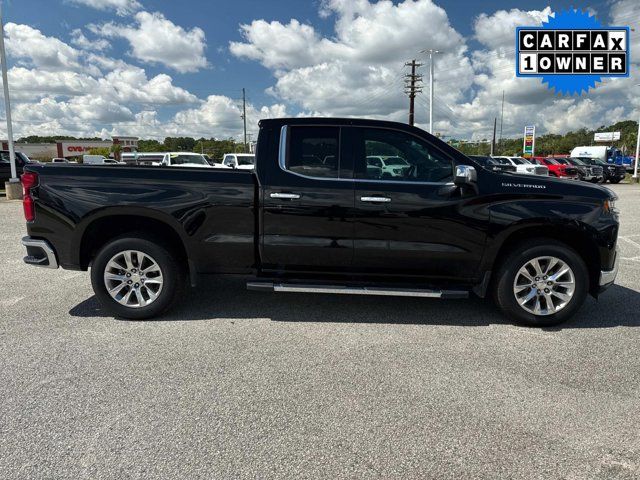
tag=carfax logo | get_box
[515,9,630,95]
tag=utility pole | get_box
[498,90,504,155]
[241,88,247,153]
[420,49,440,134]
[0,2,18,198]
[490,117,497,156]
[404,60,423,126]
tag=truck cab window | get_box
[357,128,453,182]
[287,126,339,178]
[0,152,9,163]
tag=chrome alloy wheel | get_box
[513,256,575,316]
[103,250,163,308]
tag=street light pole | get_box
[0,3,17,184]
[420,49,440,135]
[429,51,434,134]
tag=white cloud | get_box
[5,0,638,144]
[67,0,142,16]
[92,11,208,73]
[4,67,99,100]
[12,96,134,135]
[97,97,287,141]
[0,20,207,139]
[98,66,199,105]
[474,7,552,50]
[443,3,640,141]
[169,95,286,138]
[231,0,474,123]
[2,63,197,107]
[5,23,82,71]
[71,29,110,51]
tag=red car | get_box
[531,157,579,178]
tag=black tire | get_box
[609,178,622,184]
[90,234,184,319]
[493,239,588,327]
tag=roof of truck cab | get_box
[259,117,426,131]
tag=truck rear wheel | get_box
[90,234,183,319]
[494,239,588,327]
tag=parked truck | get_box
[20,118,619,327]
[570,146,633,172]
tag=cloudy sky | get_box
[0,0,638,141]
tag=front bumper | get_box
[599,248,619,287]
[21,236,59,269]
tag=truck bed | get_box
[25,163,258,274]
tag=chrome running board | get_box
[246,282,468,299]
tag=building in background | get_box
[1,136,138,160]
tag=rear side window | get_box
[0,152,9,163]
[287,126,340,178]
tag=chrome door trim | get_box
[277,125,455,186]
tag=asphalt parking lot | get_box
[1,183,639,479]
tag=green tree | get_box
[137,139,166,152]
[164,136,196,151]
[110,144,122,161]
[87,147,111,157]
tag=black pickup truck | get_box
[20,118,619,327]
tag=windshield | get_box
[510,157,530,165]
[237,155,255,165]
[544,158,560,165]
[170,154,208,165]
[569,158,585,166]
[383,157,408,166]
[554,158,570,165]
[494,158,512,165]
[574,157,602,166]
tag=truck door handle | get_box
[270,192,301,200]
[360,196,391,203]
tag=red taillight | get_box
[23,195,35,222]
[21,172,38,222]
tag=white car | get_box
[366,156,411,178]
[491,156,548,176]
[222,153,255,170]
[83,155,110,165]
[159,153,213,168]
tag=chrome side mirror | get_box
[454,165,477,185]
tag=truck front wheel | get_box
[494,239,588,327]
[90,234,183,319]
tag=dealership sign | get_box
[594,131,621,142]
[516,10,629,95]
[523,126,536,158]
